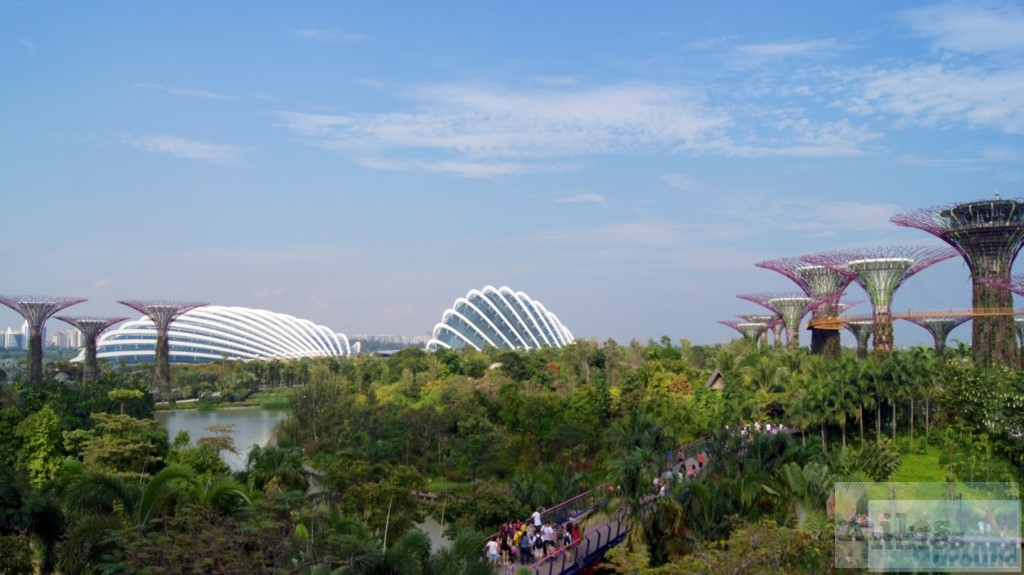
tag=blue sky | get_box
[2,1,1022,348]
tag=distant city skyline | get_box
[3,1,1021,348]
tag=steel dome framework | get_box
[91,305,355,365]
[426,285,574,351]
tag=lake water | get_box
[155,407,289,471]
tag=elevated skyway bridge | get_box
[497,437,711,575]
[807,308,1024,330]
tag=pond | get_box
[155,407,289,471]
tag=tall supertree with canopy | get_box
[0,295,85,382]
[892,197,1024,367]
[739,314,779,348]
[738,293,816,350]
[844,320,875,360]
[55,316,128,381]
[119,299,207,390]
[756,257,854,357]
[803,246,957,353]
[902,316,971,356]
[719,320,767,350]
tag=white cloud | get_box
[19,38,34,50]
[292,29,366,43]
[731,198,902,234]
[555,193,607,204]
[661,173,700,192]
[135,82,231,100]
[717,119,882,157]
[129,135,244,165]
[849,64,1024,133]
[731,39,844,67]
[278,83,732,174]
[902,2,1024,54]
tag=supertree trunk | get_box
[975,281,1016,367]
[84,339,99,381]
[873,311,894,354]
[28,331,43,382]
[155,331,171,391]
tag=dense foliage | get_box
[0,337,1021,574]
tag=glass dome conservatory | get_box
[426,285,574,351]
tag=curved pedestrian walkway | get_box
[499,429,795,574]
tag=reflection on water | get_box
[155,408,289,471]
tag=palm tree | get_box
[741,356,788,419]
[54,461,200,574]
[244,444,307,495]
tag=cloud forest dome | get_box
[82,305,355,364]
[426,285,574,351]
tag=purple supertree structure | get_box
[803,246,957,353]
[844,321,875,360]
[55,316,128,381]
[892,197,1024,367]
[756,257,854,357]
[902,316,971,356]
[119,299,207,389]
[739,314,780,348]
[0,295,85,382]
[719,320,767,349]
[738,293,816,350]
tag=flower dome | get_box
[426,286,574,351]
[82,305,356,364]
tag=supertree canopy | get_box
[55,316,128,381]
[738,293,815,350]
[844,320,875,360]
[756,257,853,356]
[0,295,85,382]
[892,197,1024,367]
[719,320,767,348]
[803,246,957,352]
[739,314,780,348]
[902,316,971,355]
[119,299,207,390]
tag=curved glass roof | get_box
[80,305,356,364]
[426,286,574,351]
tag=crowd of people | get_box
[483,508,583,570]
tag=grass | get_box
[890,443,947,483]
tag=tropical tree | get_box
[244,445,307,495]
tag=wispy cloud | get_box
[135,82,231,100]
[731,39,844,66]
[555,193,607,204]
[291,28,366,44]
[278,83,735,176]
[902,2,1024,54]
[19,38,34,50]
[728,197,901,234]
[661,173,701,192]
[719,118,882,157]
[846,64,1024,134]
[129,135,244,165]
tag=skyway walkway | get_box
[504,438,709,575]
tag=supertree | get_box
[902,316,971,356]
[739,314,779,348]
[0,295,85,381]
[892,197,1024,367]
[719,320,767,350]
[118,299,207,390]
[737,293,816,350]
[844,321,875,360]
[803,246,957,353]
[55,316,129,381]
[756,257,854,357]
